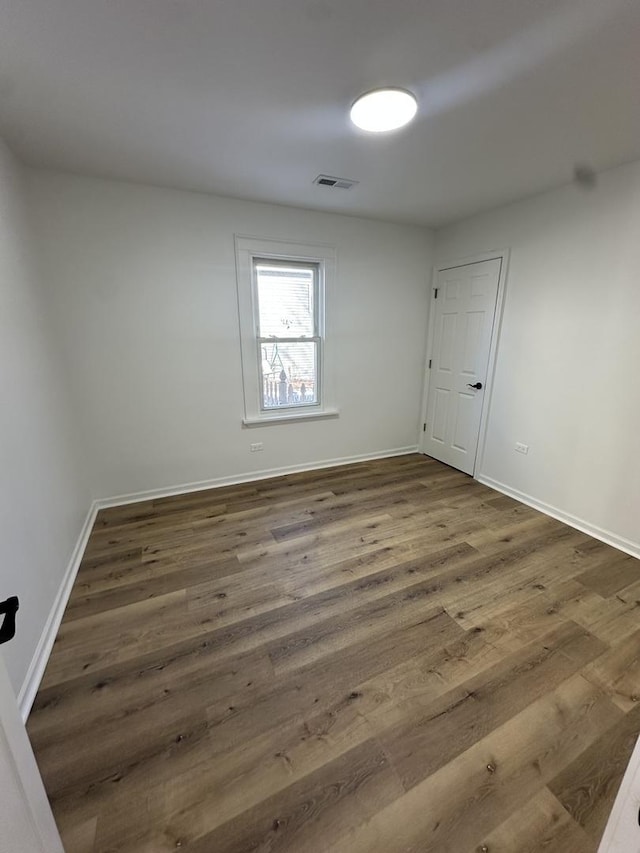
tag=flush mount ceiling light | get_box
[350,88,418,132]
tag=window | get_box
[235,236,337,425]
[255,260,319,410]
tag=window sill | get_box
[242,409,339,427]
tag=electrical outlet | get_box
[250,442,264,452]
[515,442,529,455]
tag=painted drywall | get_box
[0,141,90,695]
[435,159,640,551]
[26,171,433,499]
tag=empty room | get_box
[1,1,640,851]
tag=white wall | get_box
[436,159,640,553]
[0,141,90,696]
[27,171,433,499]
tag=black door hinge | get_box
[423,423,427,432]
[428,359,432,369]
[434,287,438,299]
[0,596,19,645]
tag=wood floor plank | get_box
[53,816,98,853]
[380,621,607,792]
[575,550,640,597]
[548,703,640,843]
[169,739,404,853]
[333,674,622,853]
[582,626,640,712]
[477,786,593,853]
[27,454,640,853]
[29,643,274,744]
[203,608,463,753]
[265,576,472,675]
[95,697,382,851]
[64,558,243,620]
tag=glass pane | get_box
[256,263,315,338]
[260,341,318,409]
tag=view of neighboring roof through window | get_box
[254,260,320,411]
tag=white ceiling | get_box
[1,0,639,227]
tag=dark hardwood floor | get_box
[27,454,640,852]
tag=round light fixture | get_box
[350,88,418,133]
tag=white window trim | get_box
[235,235,338,426]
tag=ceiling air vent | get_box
[313,174,359,190]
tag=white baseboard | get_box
[477,474,640,560]
[17,446,419,717]
[94,446,420,509]
[17,502,99,721]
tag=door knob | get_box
[467,382,483,390]
[0,596,19,645]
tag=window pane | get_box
[256,263,315,338]
[260,341,318,408]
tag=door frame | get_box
[0,652,64,851]
[418,249,510,477]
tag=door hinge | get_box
[423,423,426,432]
[434,287,438,299]
[428,359,432,369]
[0,596,19,645]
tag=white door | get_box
[421,257,501,475]
[0,653,64,853]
